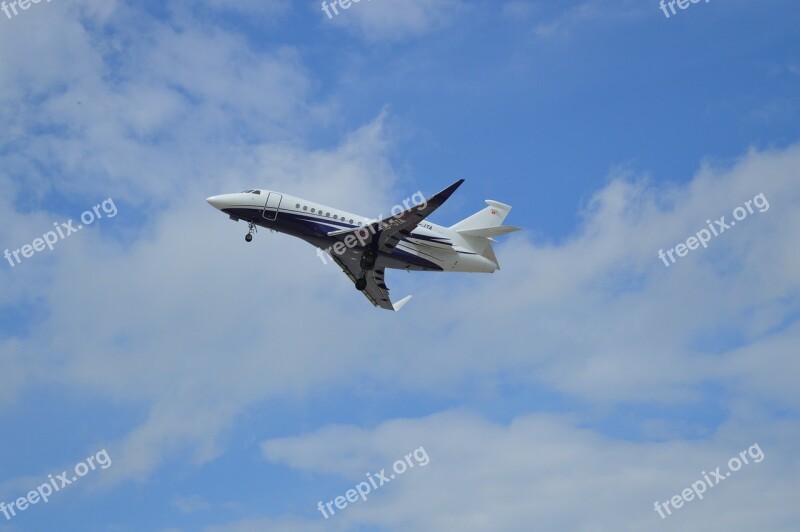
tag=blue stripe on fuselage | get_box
[221,207,445,270]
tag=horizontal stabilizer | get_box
[457,226,521,238]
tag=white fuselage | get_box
[206,190,497,273]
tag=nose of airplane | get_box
[206,195,226,210]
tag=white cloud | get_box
[258,410,798,530]
[3,137,799,488]
[1,4,798,528]
[0,0,329,204]
[0,111,404,483]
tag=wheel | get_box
[245,233,253,242]
[355,278,367,291]
[360,250,377,270]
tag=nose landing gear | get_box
[355,277,367,291]
[245,221,257,242]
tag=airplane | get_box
[206,179,520,311]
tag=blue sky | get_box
[0,0,799,530]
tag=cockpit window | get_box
[252,190,261,194]
[240,189,261,194]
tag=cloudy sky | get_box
[1,0,798,530]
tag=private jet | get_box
[206,180,520,311]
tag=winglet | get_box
[431,179,465,206]
[393,295,413,312]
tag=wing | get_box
[327,179,465,254]
[324,179,464,311]
[330,252,412,311]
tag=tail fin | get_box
[451,200,521,267]
[450,200,514,232]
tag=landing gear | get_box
[245,221,257,242]
[356,248,377,291]
[360,249,377,270]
